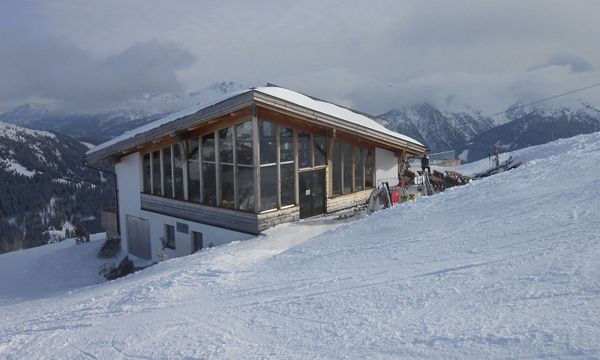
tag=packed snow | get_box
[2,132,600,358]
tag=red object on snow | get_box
[391,188,400,204]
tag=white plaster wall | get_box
[139,211,254,260]
[115,153,143,255]
[116,152,254,262]
[375,147,398,184]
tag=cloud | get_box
[1,1,599,115]
[529,53,594,73]
[0,37,195,111]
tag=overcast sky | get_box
[0,1,598,115]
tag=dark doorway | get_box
[299,169,326,219]
[192,231,203,253]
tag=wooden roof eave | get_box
[252,91,425,155]
[86,91,255,164]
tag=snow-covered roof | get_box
[87,86,423,160]
[86,89,249,156]
[253,87,422,146]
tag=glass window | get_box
[236,166,254,211]
[173,143,184,200]
[259,121,276,165]
[202,132,215,162]
[219,127,233,164]
[355,147,363,191]
[187,138,200,203]
[365,149,373,188]
[314,135,327,166]
[280,127,295,207]
[202,132,217,206]
[220,164,235,208]
[236,121,253,165]
[260,166,277,211]
[187,138,199,161]
[219,127,235,209]
[162,146,173,198]
[202,162,217,206]
[164,224,175,249]
[280,127,294,162]
[152,150,161,196]
[188,159,200,203]
[343,144,352,194]
[280,163,295,206]
[298,132,311,168]
[332,142,341,196]
[143,153,151,193]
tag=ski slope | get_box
[1,132,600,359]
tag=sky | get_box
[0,1,598,115]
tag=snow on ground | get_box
[2,133,600,358]
[0,234,108,303]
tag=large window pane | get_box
[236,121,253,165]
[236,166,254,211]
[219,128,233,164]
[298,132,311,168]
[143,153,151,193]
[332,142,341,196]
[365,149,373,188]
[202,133,215,162]
[162,147,173,198]
[173,143,184,200]
[220,164,235,208]
[343,144,352,194]
[314,135,327,166]
[259,121,276,164]
[260,166,277,211]
[152,150,161,196]
[354,147,363,191]
[280,127,293,162]
[187,138,199,161]
[188,160,200,203]
[202,163,216,206]
[280,163,295,206]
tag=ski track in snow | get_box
[1,132,600,358]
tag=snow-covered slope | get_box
[1,132,600,358]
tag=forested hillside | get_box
[0,122,114,253]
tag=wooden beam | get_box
[293,129,299,205]
[252,105,261,213]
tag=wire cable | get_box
[487,81,600,117]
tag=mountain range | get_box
[0,81,246,145]
[379,100,600,162]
